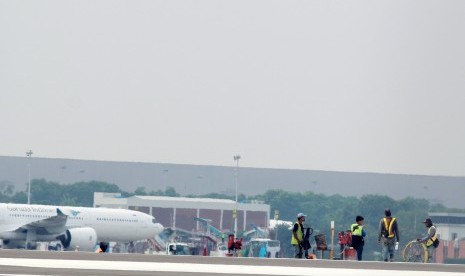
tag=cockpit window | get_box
[152,218,157,223]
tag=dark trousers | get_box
[356,245,363,261]
[294,245,303,258]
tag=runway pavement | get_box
[0,249,464,275]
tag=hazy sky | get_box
[1,1,465,176]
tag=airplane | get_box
[0,203,164,252]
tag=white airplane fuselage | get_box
[0,203,163,247]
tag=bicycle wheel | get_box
[402,241,428,263]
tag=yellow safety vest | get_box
[351,223,363,236]
[383,217,396,238]
[291,222,303,245]
[426,226,437,247]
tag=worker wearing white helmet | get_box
[291,213,307,258]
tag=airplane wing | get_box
[10,208,68,235]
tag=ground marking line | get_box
[0,258,462,276]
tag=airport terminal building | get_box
[94,192,270,232]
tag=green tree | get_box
[0,180,15,196]
[30,179,63,205]
[163,186,179,197]
[63,181,121,206]
[134,187,147,195]
[10,191,27,203]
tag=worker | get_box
[417,218,438,263]
[351,215,366,261]
[377,209,400,262]
[291,213,306,258]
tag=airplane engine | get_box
[57,227,97,252]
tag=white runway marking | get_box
[0,258,462,276]
[0,274,46,276]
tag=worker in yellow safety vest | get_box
[291,213,306,258]
[350,216,366,261]
[417,218,438,263]
[377,209,400,262]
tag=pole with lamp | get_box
[274,210,280,240]
[26,150,33,205]
[162,169,168,189]
[233,155,241,239]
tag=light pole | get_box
[162,169,168,189]
[233,155,241,238]
[26,150,33,205]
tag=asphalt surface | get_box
[0,249,464,275]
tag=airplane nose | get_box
[152,223,163,236]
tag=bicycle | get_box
[402,240,428,263]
